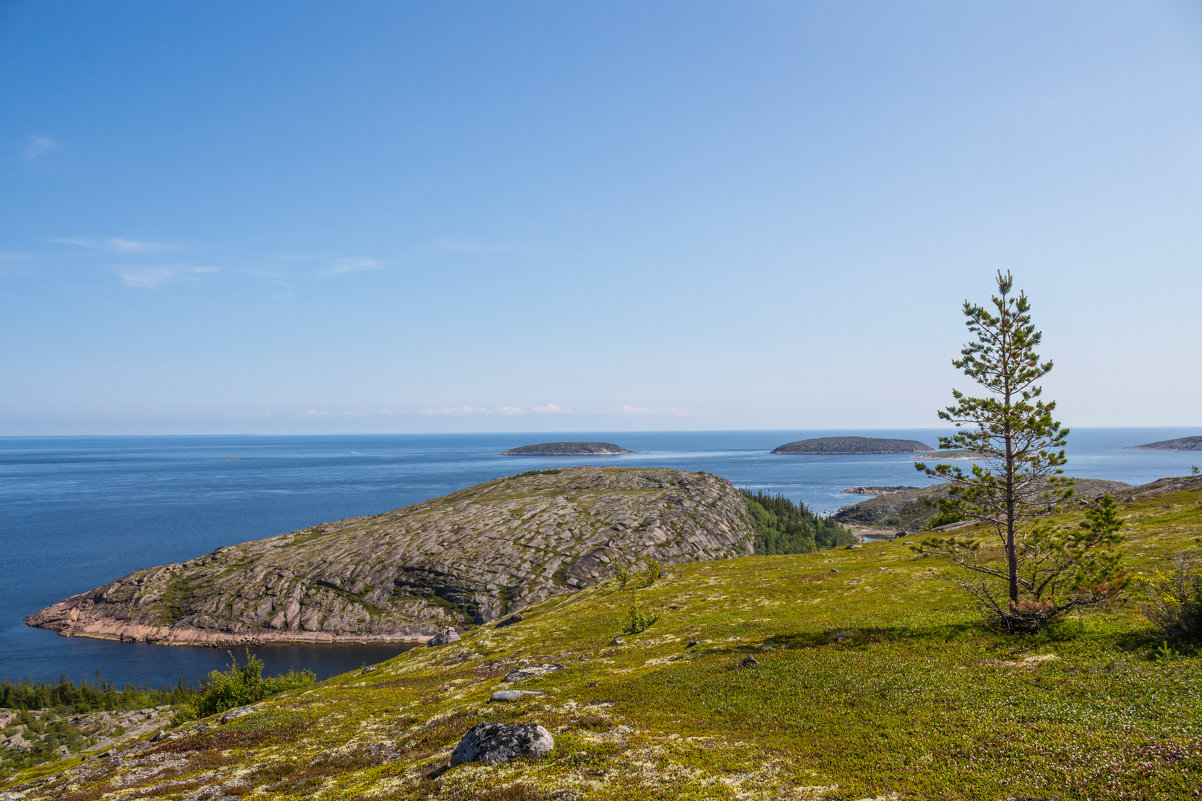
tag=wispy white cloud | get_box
[232,411,274,420]
[325,257,387,275]
[605,404,697,417]
[417,406,493,416]
[51,237,176,254]
[532,403,570,414]
[117,265,218,288]
[24,135,57,162]
[498,406,525,415]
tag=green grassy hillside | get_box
[5,484,1201,800]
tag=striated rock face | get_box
[499,441,634,456]
[27,467,754,647]
[772,437,933,455]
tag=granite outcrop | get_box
[26,467,755,646]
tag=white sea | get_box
[1,428,1197,687]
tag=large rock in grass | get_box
[450,722,554,766]
[27,467,756,646]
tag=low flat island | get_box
[499,441,635,456]
[1127,436,1202,451]
[772,436,933,455]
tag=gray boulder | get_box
[427,626,461,647]
[220,705,256,723]
[450,721,554,766]
[503,663,563,682]
[489,690,546,702]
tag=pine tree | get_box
[913,271,1125,631]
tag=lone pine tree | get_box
[914,271,1125,631]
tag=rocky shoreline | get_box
[26,467,755,648]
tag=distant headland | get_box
[772,436,934,455]
[1127,436,1202,451]
[500,442,635,456]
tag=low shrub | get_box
[174,651,314,723]
[1140,552,1202,642]
[622,601,660,635]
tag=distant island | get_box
[500,442,634,456]
[772,436,933,455]
[1127,436,1202,451]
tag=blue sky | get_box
[2,1,1200,435]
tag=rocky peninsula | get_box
[1128,435,1202,451]
[834,477,1136,531]
[26,467,754,647]
[772,436,933,455]
[500,442,634,456]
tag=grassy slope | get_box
[5,489,1202,801]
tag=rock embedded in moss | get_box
[503,663,564,683]
[449,722,554,766]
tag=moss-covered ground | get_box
[4,488,1201,800]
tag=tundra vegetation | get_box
[914,272,1126,632]
[4,479,1201,800]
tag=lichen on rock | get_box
[26,466,756,646]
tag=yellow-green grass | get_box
[5,489,1201,800]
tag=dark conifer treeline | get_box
[740,490,856,554]
[0,675,193,713]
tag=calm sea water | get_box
[1,428,1197,687]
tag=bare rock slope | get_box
[27,467,755,646]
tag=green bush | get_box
[640,559,663,589]
[175,651,314,723]
[1140,552,1202,642]
[621,601,660,635]
[614,562,630,589]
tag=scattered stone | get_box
[427,627,461,647]
[739,655,758,668]
[496,613,524,627]
[489,689,546,703]
[503,663,564,682]
[833,630,856,642]
[846,544,862,549]
[449,721,554,766]
[586,681,599,688]
[220,706,256,724]
[981,653,1061,670]
[686,640,699,648]
[830,568,839,573]
[658,570,670,578]
[610,636,625,646]
[360,665,378,674]
[894,531,910,538]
